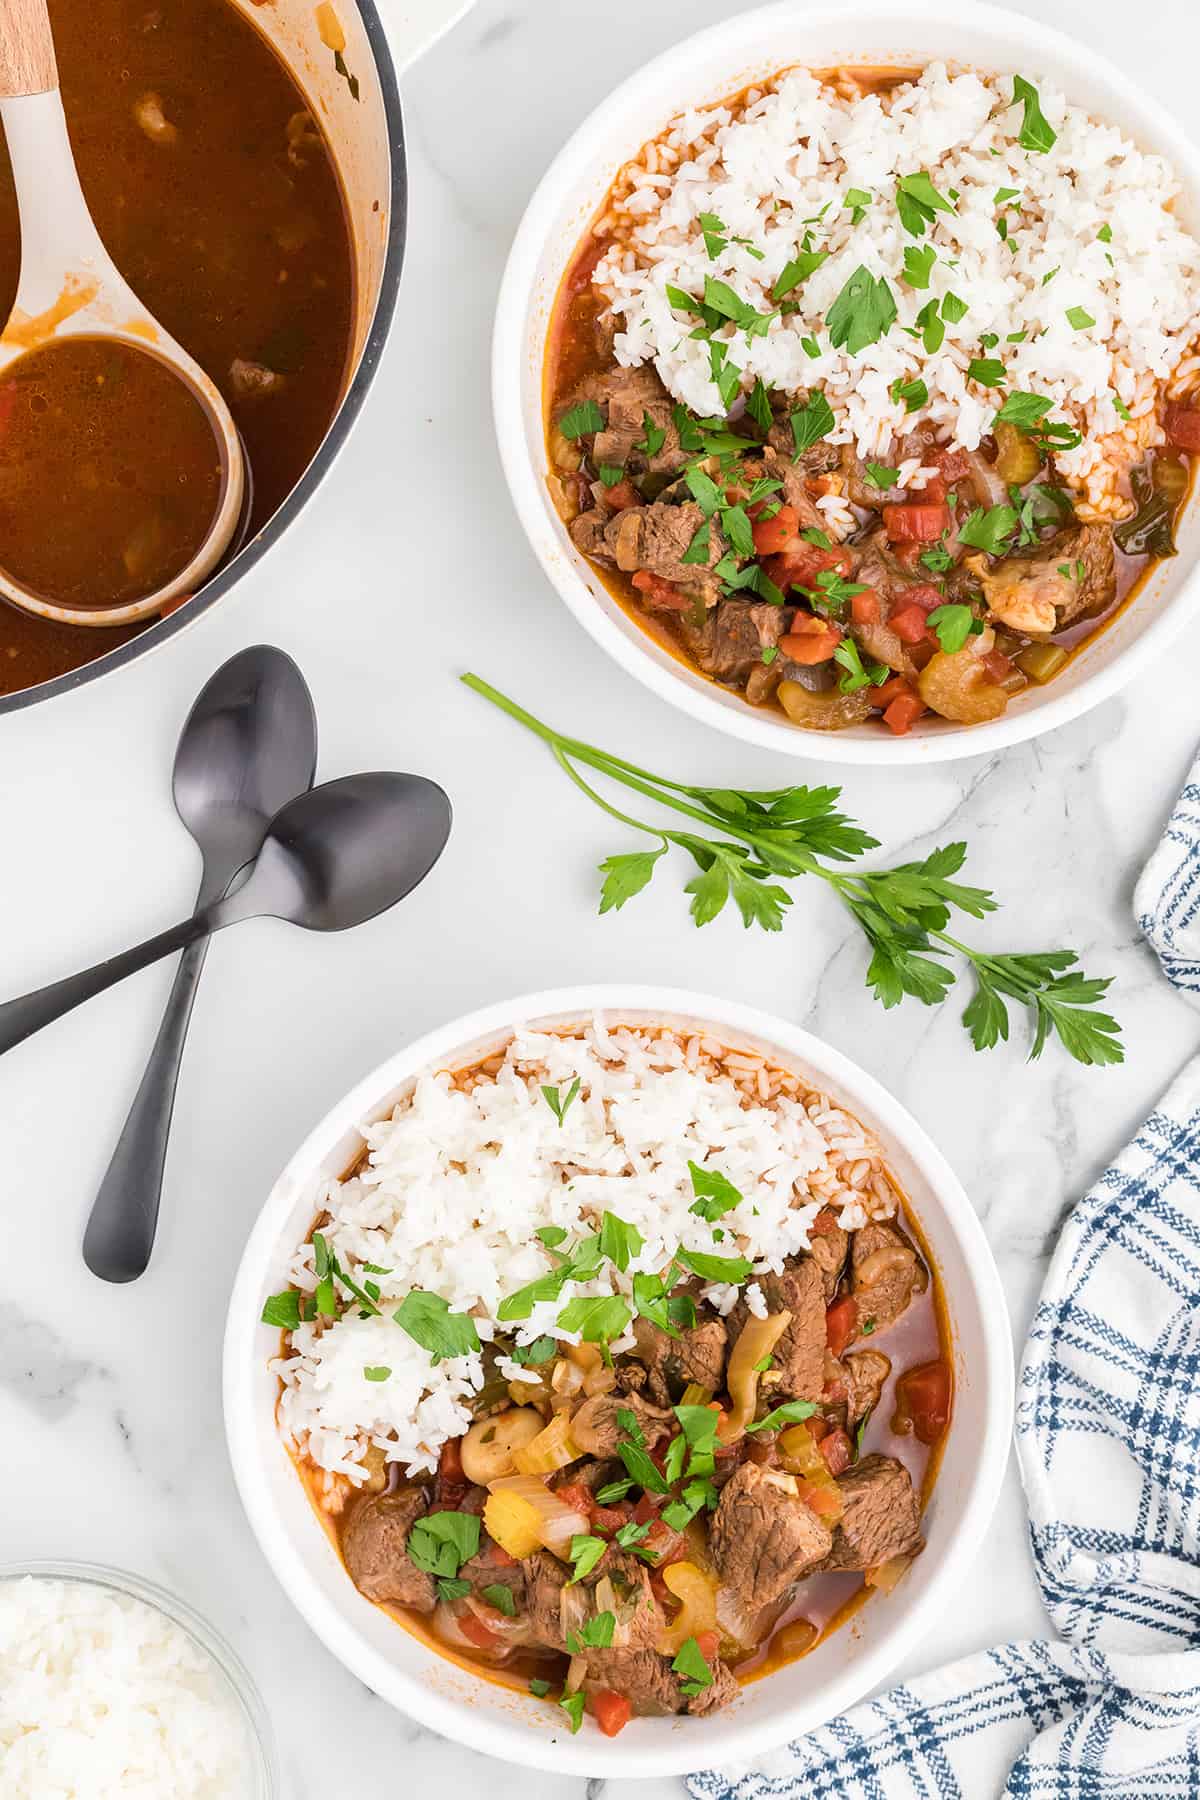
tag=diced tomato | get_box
[632,1492,661,1526]
[456,1607,502,1650]
[799,1480,843,1522]
[590,1501,633,1536]
[631,569,688,610]
[1165,402,1200,454]
[903,584,944,612]
[825,1295,859,1358]
[892,1359,953,1445]
[642,1518,686,1564]
[820,1428,853,1477]
[751,502,800,556]
[436,1436,468,1508]
[982,649,1015,683]
[884,692,928,736]
[850,586,881,625]
[602,479,641,511]
[592,1689,632,1737]
[556,1482,597,1519]
[694,1630,721,1664]
[487,1543,517,1569]
[883,503,951,544]
[779,616,842,664]
[917,475,947,503]
[874,675,912,707]
[765,542,854,591]
[932,445,971,485]
[889,604,932,645]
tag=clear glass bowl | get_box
[0,1558,278,1797]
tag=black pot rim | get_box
[0,0,408,718]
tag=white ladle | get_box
[0,0,246,627]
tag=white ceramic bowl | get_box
[493,0,1200,764]
[224,986,1013,1776]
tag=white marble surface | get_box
[5,0,1200,1794]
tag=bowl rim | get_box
[0,0,408,719]
[0,1556,279,1797]
[223,982,1015,1777]
[492,0,1200,765]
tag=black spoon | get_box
[84,646,318,1285]
[0,773,452,1236]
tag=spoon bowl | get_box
[0,0,245,626]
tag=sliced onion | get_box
[715,1582,763,1648]
[720,1310,792,1442]
[488,1473,588,1555]
[657,1561,718,1655]
[964,447,1008,510]
[865,1552,915,1594]
[856,1245,917,1286]
[566,1653,587,1693]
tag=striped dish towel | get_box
[689,768,1200,1800]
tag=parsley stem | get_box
[551,743,661,839]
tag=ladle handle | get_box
[0,912,210,1056]
[83,935,211,1283]
[0,0,58,98]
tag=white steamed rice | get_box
[0,1577,256,1799]
[592,61,1200,520]
[274,1016,900,1485]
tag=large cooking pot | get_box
[0,0,445,716]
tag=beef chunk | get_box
[582,1647,740,1717]
[843,1349,892,1427]
[342,1488,435,1612]
[767,416,841,479]
[524,1549,575,1650]
[821,1454,924,1573]
[759,444,829,532]
[570,1391,672,1459]
[614,1362,649,1396]
[679,599,789,684]
[568,361,664,420]
[851,1219,927,1341]
[982,522,1115,636]
[597,1550,663,1649]
[632,1314,728,1405]
[605,501,724,598]
[710,1463,833,1611]
[591,365,688,477]
[808,1211,850,1302]
[569,507,615,563]
[728,1258,826,1402]
[459,1549,526,1610]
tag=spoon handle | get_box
[0,912,210,1057]
[82,935,211,1284]
[0,0,57,99]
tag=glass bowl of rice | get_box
[0,1559,278,1799]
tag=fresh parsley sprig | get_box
[461,676,1123,1068]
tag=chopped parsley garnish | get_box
[566,1534,607,1583]
[682,521,712,566]
[675,1246,753,1284]
[895,170,956,238]
[1065,306,1096,331]
[796,568,868,616]
[362,1365,391,1382]
[632,1268,697,1339]
[541,1076,582,1124]
[617,1408,645,1448]
[1012,74,1058,154]
[537,1225,568,1249]
[558,399,604,440]
[618,1436,671,1496]
[1113,395,1132,423]
[635,411,666,459]
[598,465,624,488]
[672,1636,714,1696]
[703,275,776,338]
[698,211,727,258]
[510,1334,557,1366]
[834,638,890,694]
[393,1290,481,1362]
[958,504,1020,557]
[747,1398,819,1433]
[261,1290,305,1329]
[903,244,936,289]
[926,604,983,654]
[865,463,901,490]
[843,186,872,225]
[890,376,928,413]
[761,645,779,666]
[920,537,954,575]
[598,1210,644,1272]
[791,390,836,454]
[994,390,1052,432]
[688,1161,743,1222]
[747,377,773,433]
[483,1583,518,1617]
[406,1511,480,1579]
[558,1690,586,1733]
[566,1611,616,1653]
[775,249,829,298]
[913,298,944,352]
[801,336,821,359]
[674,1403,721,1477]
[1098,223,1113,243]
[826,266,897,355]
[437,1577,471,1602]
[801,525,833,547]
[614,1518,652,1553]
[557,1292,631,1346]
[529,1678,553,1699]
[595,1477,635,1505]
[967,357,1006,388]
[941,292,969,324]
[1042,267,1059,287]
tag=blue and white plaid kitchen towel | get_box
[690,764,1200,1800]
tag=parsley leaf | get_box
[362,1365,391,1382]
[791,391,836,455]
[688,1161,743,1221]
[676,1246,753,1284]
[747,1398,819,1433]
[261,1290,303,1329]
[541,1076,582,1124]
[1012,75,1058,154]
[557,1293,632,1345]
[890,376,928,413]
[775,249,829,298]
[672,1635,714,1696]
[926,603,983,654]
[826,267,897,355]
[599,1210,644,1272]
[558,399,604,440]
[635,411,667,460]
[483,1583,518,1617]
[393,1290,481,1362]
[895,171,955,238]
[566,1534,607,1583]
[407,1511,480,1578]
[958,504,1019,557]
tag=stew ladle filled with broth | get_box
[0,0,245,624]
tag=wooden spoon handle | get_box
[0,0,58,99]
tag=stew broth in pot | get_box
[0,0,355,691]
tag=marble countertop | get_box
[5,0,1200,1793]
